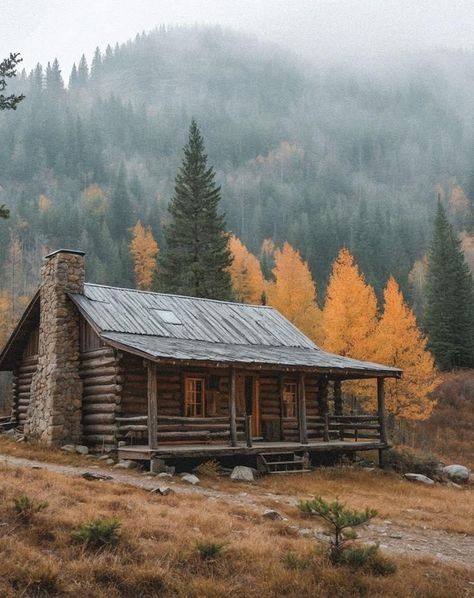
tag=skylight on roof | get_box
[153,309,182,325]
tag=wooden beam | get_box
[229,368,237,447]
[278,373,285,441]
[333,379,343,416]
[147,361,158,450]
[317,376,329,416]
[377,378,387,444]
[298,372,308,444]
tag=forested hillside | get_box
[1,25,474,323]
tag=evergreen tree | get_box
[158,120,232,299]
[77,54,89,85]
[106,163,133,240]
[68,63,78,89]
[425,201,474,369]
[91,47,102,80]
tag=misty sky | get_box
[1,0,474,74]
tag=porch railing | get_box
[116,413,384,445]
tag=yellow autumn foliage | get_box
[322,248,377,358]
[129,221,159,290]
[228,235,265,304]
[266,241,322,345]
[368,277,438,420]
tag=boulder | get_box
[75,445,89,455]
[81,472,112,481]
[442,464,471,484]
[150,487,175,496]
[262,509,283,521]
[230,465,255,482]
[157,472,173,478]
[61,444,76,453]
[181,473,200,485]
[113,460,138,470]
[404,473,435,485]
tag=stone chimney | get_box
[26,250,85,445]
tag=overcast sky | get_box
[1,0,473,74]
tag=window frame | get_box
[282,381,298,419]
[184,376,206,417]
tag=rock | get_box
[262,509,283,521]
[113,460,138,469]
[4,429,17,439]
[404,473,435,485]
[446,480,463,489]
[157,472,173,478]
[61,444,76,453]
[75,445,89,455]
[181,473,200,485]
[150,487,175,496]
[106,458,115,465]
[98,454,112,460]
[81,472,112,481]
[230,465,255,482]
[442,464,471,484]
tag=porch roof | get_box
[68,284,400,377]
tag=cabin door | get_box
[237,375,261,438]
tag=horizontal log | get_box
[341,433,382,440]
[83,384,122,396]
[83,403,117,414]
[116,416,148,423]
[157,416,229,424]
[158,430,230,440]
[118,425,148,432]
[329,415,380,421]
[83,394,118,404]
[329,423,381,430]
[83,413,115,424]
[83,375,123,387]
[80,367,118,379]
[83,425,117,434]
[81,348,115,359]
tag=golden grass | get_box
[0,464,472,597]
[243,467,474,535]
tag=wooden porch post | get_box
[278,374,285,441]
[146,361,158,450]
[229,368,237,447]
[298,372,308,445]
[377,377,387,467]
[318,376,329,441]
[333,380,343,416]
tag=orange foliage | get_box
[0,292,12,349]
[129,221,159,290]
[449,183,470,218]
[38,194,51,211]
[228,235,265,304]
[266,242,322,344]
[322,248,377,359]
[460,231,474,275]
[369,277,438,420]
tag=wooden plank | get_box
[147,361,158,450]
[229,368,237,447]
[377,378,387,444]
[334,379,342,416]
[298,372,308,444]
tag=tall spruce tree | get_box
[425,200,474,369]
[106,162,133,240]
[158,120,232,299]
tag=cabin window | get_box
[283,382,297,418]
[184,377,206,417]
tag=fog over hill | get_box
[0,26,473,311]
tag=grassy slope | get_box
[0,447,473,596]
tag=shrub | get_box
[298,496,376,564]
[12,493,48,523]
[340,545,396,576]
[71,518,121,548]
[281,551,310,570]
[195,459,221,479]
[385,447,442,478]
[196,540,227,560]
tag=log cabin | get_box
[0,250,401,471]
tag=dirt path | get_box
[1,453,473,571]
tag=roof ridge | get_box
[83,282,273,309]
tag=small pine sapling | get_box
[298,496,376,564]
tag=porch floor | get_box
[117,440,388,461]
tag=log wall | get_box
[13,355,38,429]
[80,346,121,451]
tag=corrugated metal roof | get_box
[69,284,401,376]
[71,284,316,348]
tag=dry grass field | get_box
[0,454,473,597]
